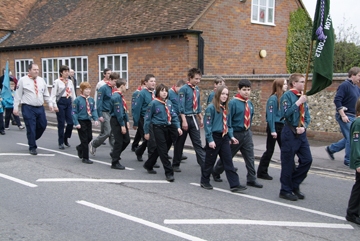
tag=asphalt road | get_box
[0,126,359,241]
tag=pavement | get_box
[43,109,354,177]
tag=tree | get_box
[286,8,313,74]
[333,19,360,73]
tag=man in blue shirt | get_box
[172,68,205,172]
[325,67,360,166]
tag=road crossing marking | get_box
[37,178,168,184]
[76,200,206,241]
[190,183,346,221]
[16,143,134,170]
[164,219,353,229]
[0,153,55,156]
[0,173,37,187]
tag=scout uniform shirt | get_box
[178,83,201,115]
[110,92,129,127]
[266,94,284,133]
[49,78,76,108]
[228,97,254,136]
[168,86,181,115]
[72,95,98,126]
[280,90,310,128]
[96,83,113,117]
[132,88,154,126]
[204,103,233,143]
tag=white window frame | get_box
[98,54,128,88]
[15,59,33,80]
[41,56,88,87]
[251,0,275,26]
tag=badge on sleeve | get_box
[353,131,359,142]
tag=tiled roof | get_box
[0,0,215,48]
[0,0,37,30]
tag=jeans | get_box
[329,113,355,165]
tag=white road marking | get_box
[0,173,37,187]
[164,219,353,229]
[0,153,55,156]
[37,178,168,184]
[16,143,134,170]
[76,200,207,241]
[190,183,346,221]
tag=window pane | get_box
[259,7,265,22]
[71,58,76,70]
[65,59,69,66]
[268,8,273,23]
[43,73,47,83]
[122,56,127,71]
[260,0,266,6]
[253,0,258,4]
[54,73,58,80]
[83,58,87,71]
[107,57,113,70]
[48,60,52,71]
[49,74,53,85]
[268,0,274,7]
[77,73,82,82]
[114,56,120,71]
[77,58,82,71]
[100,58,105,71]
[252,6,258,21]
[122,72,127,80]
[83,73,88,82]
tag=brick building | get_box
[0,0,306,96]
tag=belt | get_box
[23,104,42,108]
[185,114,196,117]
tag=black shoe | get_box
[346,214,360,225]
[234,167,238,172]
[173,166,181,172]
[131,146,138,152]
[0,131,5,135]
[230,185,247,193]
[166,175,175,182]
[279,192,298,201]
[181,155,188,160]
[153,163,160,168]
[247,181,263,188]
[11,122,17,126]
[257,174,273,180]
[29,149,37,155]
[168,155,172,159]
[200,183,213,190]
[325,146,335,160]
[136,155,143,162]
[212,173,223,182]
[293,188,305,199]
[64,139,70,147]
[102,142,106,145]
[59,144,65,150]
[82,159,93,164]
[344,161,350,167]
[143,165,157,174]
[111,162,125,170]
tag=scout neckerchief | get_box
[171,85,177,94]
[290,89,305,127]
[220,104,228,136]
[60,77,71,98]
[81,94,91,116]
[105,80,116,94]
[155,97,171,124]
[137,85,142,91]
[187,82,197,112]
[28,74,38,97]
[114,90,128,112]
[144,87,155,100]
[234,93,250,129]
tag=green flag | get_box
[306,0,334,96]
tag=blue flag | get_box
[1,61,13,108]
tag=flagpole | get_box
[303,40,314,94]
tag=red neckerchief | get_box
[144,87,155,100]
[60,77,71,98]
[155,97,171,123]
[114,90,128,112]
[171,85,177,94]
[290,89,305,126]
[105,80,116,93]
[220,104,228,136]
[187,82,197,112]
[137,86,142,91]
[28,74,38,96]
[80,94,91,116]
[234,93,250,129]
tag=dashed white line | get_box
[190,183,346,221]
[0,153,55,156]
[164,219,353,229]
[37,178,168,184]
[0,173,37,187]
[16,143,134,170]
[76,200,206,241]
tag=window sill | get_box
[251,21,276,27]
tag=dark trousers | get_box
[213,130,257,182]
[21,104,47,150]
[131,127,142,149]
[5,108,22,127]
[56,97,73,145]
[173,115,205,167]
[110,117,130,162]
[257,123,283,176]
[0,112,4,131]
[76,120,92,160]
[135,117,156,157]
[144,124,178,176]
[347,171,360,217]
[201,133,240,188]
[280,125,312,194]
